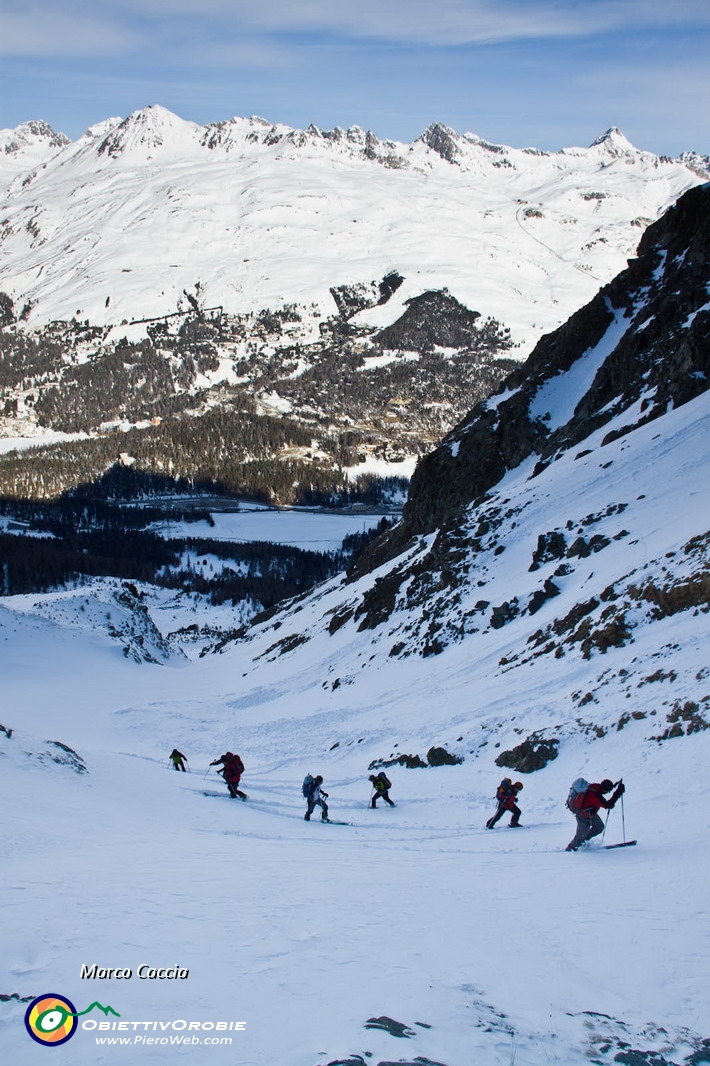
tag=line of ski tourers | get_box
[169,749,633,850]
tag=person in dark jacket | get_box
[566,779,625,851]
[305,775,329,821]
[170,749,187,772]
[210,752,247,800]
[486,778,524,828]
[369,772,395,808]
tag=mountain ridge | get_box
[4,106,706,168]
[1,105,707,354]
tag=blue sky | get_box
[1,0,708,155]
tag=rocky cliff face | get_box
[196,186,710,782]
[356,183,710,574]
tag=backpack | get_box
[222,754,244,782]
[496,778,513,803]
[375,772,392,790]
[566,777,590,812]
[302,774,314,798]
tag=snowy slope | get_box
[1,390,709,1065]
[1,188,710,1065]
[0,107,707,353]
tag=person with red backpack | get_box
[565,778,624,851]
[486,778,524,829]
[210,752,247,800]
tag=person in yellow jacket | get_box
[170,748,187,772]
[369,772,395,808]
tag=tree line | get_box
[0,292,516,506]
[0,512,394,603]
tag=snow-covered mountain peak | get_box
[0,118,70,153]
[417,121,462,163]
[81,116,124,141]
[679,150,710,178]
[197,112,398,164]
[96,104,202,160]
[589,126,636,154]
[0,106,708,344]
[200,113,289,152]
[0,119,70,177]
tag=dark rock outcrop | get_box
[495,732,559,773]
[42,740,88,774]
[363,1016,416,1037]
[426,745,463,766]
[356,184,710,576]
[418,122,461,164]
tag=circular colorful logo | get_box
[24,994,78,1046]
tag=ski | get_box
[202,791,247,800]
[485,824,532,830]
[318,819,350,826]
[604,840,637,849]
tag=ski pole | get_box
[204,765,212,779]
[621,790,626,842]
[367,788,374,808]
[601,807,611,843]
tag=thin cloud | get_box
[0,5,138,57]
[128,0,710,45]
[192,39,293,71]
[3,0,710,59]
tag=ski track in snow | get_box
[2,565,710,1064]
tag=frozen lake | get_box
[149,505,392,552]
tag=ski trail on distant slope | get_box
[515,204,604,282]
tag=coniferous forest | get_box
[0,286,514,606]
[0,491,394,602]
[0,289,515,502]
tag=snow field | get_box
[1,579,709,1066]
[149,508,386,552]
[1,109,705,355]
